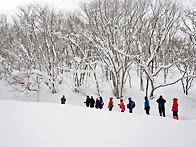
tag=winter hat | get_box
[110,97,113,100]
[128,97,132,101]
[120,99,123,102]
[144,96,148,100]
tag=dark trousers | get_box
[109,106,113,111]
[129,108,133,113]
[173,111,178,117]
[159,107,165,117]
[145,107,150,115]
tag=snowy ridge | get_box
[0,99,196,147]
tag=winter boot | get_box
[173,116,176,120]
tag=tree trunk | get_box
[145,78,149,97]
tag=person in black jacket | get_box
[89,96,95,108]
[156,95,166,117]
[61,95,66,104]
[95,98,99,109]
[84,95,90,107]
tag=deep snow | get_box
[0,80,196,147]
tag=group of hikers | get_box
[61,94,179,120]
[84,95,104,109]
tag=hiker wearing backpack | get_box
[144,96,150,115]
[172,98,179,120]
[118,99,125,112]
[108,97,114,111]
[156,95,166,117]
[127,97,135,113]
[98,96,104,109]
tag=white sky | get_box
[0,0,195,15]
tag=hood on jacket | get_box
[159,95,163,99]
[173,98,178,103]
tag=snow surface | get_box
[0,80,196,147]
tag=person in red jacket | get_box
[108,97,114,111]
[172,98,179,120]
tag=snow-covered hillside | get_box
[0,99,196,147]
[0,80,196,147]
[0,0,196,146]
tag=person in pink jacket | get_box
[119,99,125,112]
[172,98,179,120]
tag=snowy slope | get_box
[0,99,196,147]
[1,79,196,147]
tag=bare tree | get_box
[1,4,69,94]
[132,0,187,98]
[65,13,102,93]
[79,0,137,98]
[179,6,196,95]
[0,0,195,100]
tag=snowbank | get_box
[0,99,196,147]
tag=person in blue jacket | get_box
[144,96,150,115]
[127,97,135,113]
[98,96,104,109]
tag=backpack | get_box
[127,101,135,108]
[132,101,135,108]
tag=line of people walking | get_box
[84,95,104,109]
[62,94,179,120]
[145,95,179,120]
[155,95,179,120]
